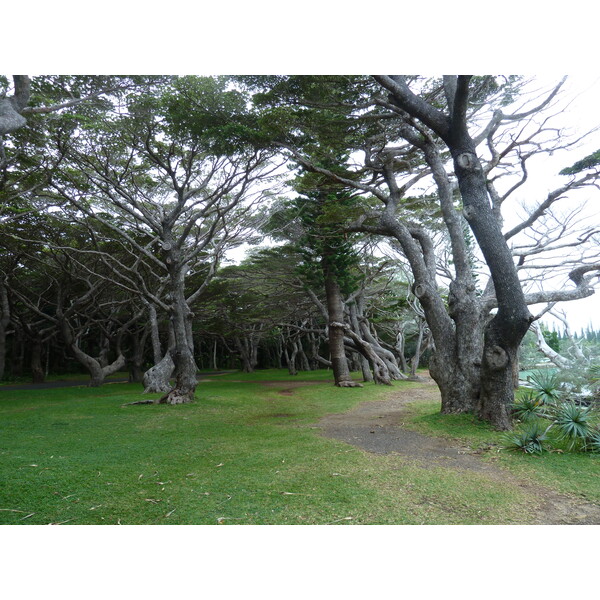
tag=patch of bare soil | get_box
[319,379,600,525]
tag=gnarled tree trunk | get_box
[159,261,198,404]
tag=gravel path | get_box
[318,380,600,525]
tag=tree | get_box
[282,186,366,386]
[40,77,282,403]
[246,75,600,429]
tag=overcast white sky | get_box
[510,76,600,331]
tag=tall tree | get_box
[246,75,600,429]
[42,77,282,403]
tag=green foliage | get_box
[293,192,362,295]
[161,77,261,153]
[512,390,547,422]
[553,402,593,449]
[404,394,600,503]
[542,328,560,353]
[527,369,561,404]
[502,422,548,454]
[559,149,600,175]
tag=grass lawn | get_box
[1,368,595,525]
[403,396,600,504]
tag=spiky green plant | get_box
[552,402,592,449]
[502,422,548,455]
[512,390,546,422]
[527,369,561,405]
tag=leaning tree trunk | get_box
[341,325,392,385]
[395,325,410,374]
[72,344,126,387]
[287,340,299,376]
[143,350,175,393]
[530,320,573,369]
[347,301,373,382]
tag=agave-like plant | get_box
[512,390,546,422]
[527,369,561,405]
[502,422,548,454]
[552,401,592,449]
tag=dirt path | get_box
[319,379,600,525]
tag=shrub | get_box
[552,402,593,450]
[527,369,561,404]
[502,422,548,455]
[512,390,547,422]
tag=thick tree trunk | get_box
[323,260,362,387]
[477,317,530,429]
[159,264,198,404]
[431,279,485,414]
[452,152,532,428]
[147,303,163,364]
[143,350,175,393]
[372,75,535,429]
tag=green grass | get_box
[403,396,600,504]
[0,370,567,525]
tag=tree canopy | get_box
[1,74,599,428]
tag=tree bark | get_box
[452,144,532,429]
[143,350,175,393]
[530,321,572,369]
[159,260,198,404]
[340,324,391,385]
[323,257,362,387]
[373,75,534,428]
[58,315,125,387]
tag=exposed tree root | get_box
[336,380,364,388]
